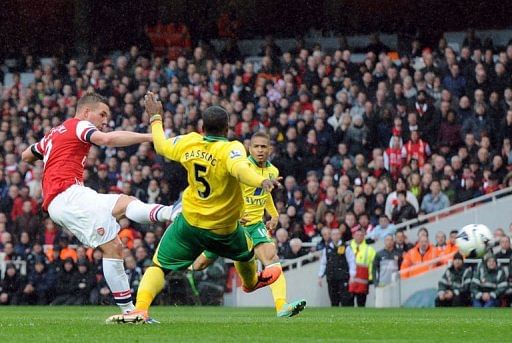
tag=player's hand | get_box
[261,177,283,192]
[145,91,163,116]
[318,277,323,287]
[266,217,278,232]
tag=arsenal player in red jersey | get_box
[22,92,176,321]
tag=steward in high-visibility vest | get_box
[346,229,376,301]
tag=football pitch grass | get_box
[0,306,510,343]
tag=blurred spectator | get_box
[0,264,24,305]
[436,252,472,307]
[400,235,439,278]
[373,234,401,287]
[13,200,39,241]
[276,228,291,259]
[14,231,32,259]
[402,130,431,172]
[494,236,512,259]
[420,180,450,214]
[51,258,80,305]
[346,229,376,307]
[456,176,482,203]
[75,258,96,305]
[394,231,414,255]
[385,177,419,219]
[471,255,507,308]
[315,227,331,252]
[286,238,307,259]
[367,215,397,242]
[317,228,351,306]
[391,190,417,223]
[434,231,458,259]
[316,186,343,223]
[21,256,54,305]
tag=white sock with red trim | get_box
[103,258,135,314]
[125,200,172,224]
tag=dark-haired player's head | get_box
[76,92,110,130]
[202,106,229,137]
[250,132,271,165]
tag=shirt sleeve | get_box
[76,120,98,143]
[226,142,266,188]
[151,119,185,161]
[264,166,279,218]
[30,137,46,160]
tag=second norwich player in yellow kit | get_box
[193,132,306,317]
[107,93,282,324]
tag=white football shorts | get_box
[48,184,121,248]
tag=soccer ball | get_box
[455,224,493,258]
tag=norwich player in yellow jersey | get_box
[108,93,282,324]
[193,132,306,317]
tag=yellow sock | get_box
[135,266,165,311]
[270,273,287,311]
[234,258,258,289]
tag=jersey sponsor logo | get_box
[245,196,266,206]
[229,150,242,159]
[96,227,105,236]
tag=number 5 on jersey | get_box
[194,163,211,198]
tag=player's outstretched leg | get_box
[114,195,176,224]
[255,242,306,317]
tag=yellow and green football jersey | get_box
[153,131,263,232]
[241,156,279,226]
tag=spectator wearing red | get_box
[402,130,431,172]
[13,200,40,241]
[302,211,317,239]
[384,135,404,180]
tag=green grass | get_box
[0,306,510,342]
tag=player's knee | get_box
[112,194,134,219]
[100,238,123,258]
[256,244,279,266]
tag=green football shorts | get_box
[203,221,273,261]
[153,214,254,271]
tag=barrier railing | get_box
[392,186,512,234]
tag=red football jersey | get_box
[32,118,98,211]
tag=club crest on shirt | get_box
[229,150,242,159]
[172,136,181,145]
[97,227,105,236]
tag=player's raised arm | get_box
[145,92,176,159]
[89,130,152,147]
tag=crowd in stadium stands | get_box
[2,29,512,306]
